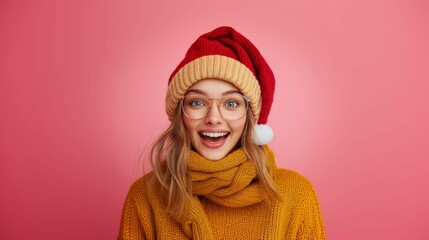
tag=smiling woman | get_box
[182,79,247,160]
[118,26,326,239]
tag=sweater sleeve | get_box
[296,186,326,240]
[118,187,145,240]
[118,179,155,240]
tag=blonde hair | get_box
[149,104,281,221]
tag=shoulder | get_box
[274,169,317,201]
[276,169,314,188]
[126,171,160,200]
[129,172,154,188]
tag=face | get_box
[183,79,247,160]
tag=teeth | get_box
[201,132,228,138]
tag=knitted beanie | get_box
[166,26,275,145]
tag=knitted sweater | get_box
[118,147,326,239]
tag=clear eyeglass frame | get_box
[180,93,250,121]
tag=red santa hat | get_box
[165,26,275,145]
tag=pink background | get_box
[1,0,428,239]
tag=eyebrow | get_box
[186,89,241,96]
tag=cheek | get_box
[230,118,246,135]
[183,117,190,132]
[183,118,198,136]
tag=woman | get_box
[119,26,326,239]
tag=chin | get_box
[193,139,238,161]
[199,150,229,161]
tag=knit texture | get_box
[118,146,326,239]
[181,147,275,239]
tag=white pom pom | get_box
[252,124,274,145]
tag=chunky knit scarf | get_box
[181,146,276,239]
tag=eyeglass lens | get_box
[182,94,248,120]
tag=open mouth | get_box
[198,131,230,146]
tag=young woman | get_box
[118,26,326,239]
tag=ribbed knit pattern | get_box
[181,148,272,239]
[118,146,326,239]
[166,55,262,122]
[188,148,270,208]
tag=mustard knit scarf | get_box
[181,146,276,239]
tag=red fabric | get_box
[168,26,275,125]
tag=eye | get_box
[184,95,208,108]
[225,101,239,108]
[190,100,205,107]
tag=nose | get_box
[205,103,223,125]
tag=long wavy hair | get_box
[149,102,281,221]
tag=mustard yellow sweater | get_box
[118,147,326,239]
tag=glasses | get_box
[181,93,249,120]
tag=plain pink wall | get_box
[1,0,428,239]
